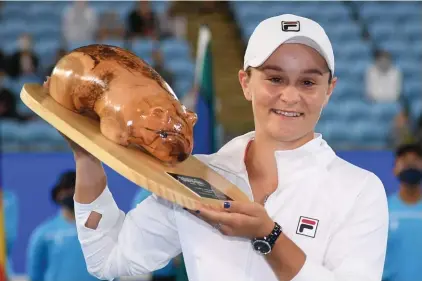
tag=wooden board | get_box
[20,84,250,210]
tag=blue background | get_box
[1,150,399,274]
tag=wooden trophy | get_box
[20,44,250,210]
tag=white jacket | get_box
[74,132,389,281]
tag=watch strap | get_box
[254,222,282,248]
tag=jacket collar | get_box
[208,131,336,175]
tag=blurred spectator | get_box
[62,0,98,44]
[1,188,19,280]
[27,171,100,281]
[414,115,422,147]
[97,11,125,41]
[365,50,402,102]
[131,189,188,281]
[383,144,422,281]
[46,48,68,76]
[0,67,33,121]
[127,1,159,39]
[5,33,39,78]
[391,100,415,148]
[152,48,173,86]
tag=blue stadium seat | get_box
[319,102,338,122]
[340,100,371,122]
[160,39,191,61]
[173,79,193,99]
[403,81,422,101]
[34,39,62,68]
[331,81,359,102]
[0,119,24,148]
[334,41,371,62]
[370,103,400,121]
[369,22,395,42]
[99,39,127,49]
[350,120,389,148]
[20,120,64,145]
[165,60,194,81]
[131,39,155,58]
[316,120,355,147]
[411,100,422,121]
[17,101,33,116]
[67,40,98,51]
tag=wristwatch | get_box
[251,222,282,255]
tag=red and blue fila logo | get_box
[296,216,319,238]
[281,21,300,32]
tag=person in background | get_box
[62,0,98,45]
[0,66,33,121]
[382,143,422,281]
[5,33,39,78]
[96,11,125,41]
[391,99,415,148]
[152,48,173,86]
[127,1,159,39]
[365,49,402,102]
[1,188,19,280]
[26,171,100,281]
[131,189,188,281]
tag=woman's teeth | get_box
[271,109,303,117]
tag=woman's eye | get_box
[302,80,315,86]
[268,77,282,83]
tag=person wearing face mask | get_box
[5,33,39,78]
[382,143,422,281]
[365,49,402,103]
[26,170,100,281]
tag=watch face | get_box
[252,240,271,255]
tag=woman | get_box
[68,14,388,281]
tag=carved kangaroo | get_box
[44,44,197,164]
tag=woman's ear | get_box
[238,69,252,101]
[323,76,337,107]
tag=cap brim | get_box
[244,35,332,74]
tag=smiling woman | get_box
[68,13,388,281]
[239,43,336,149]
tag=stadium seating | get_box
[230,1,422,149]
[1,1,421,150]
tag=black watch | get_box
[251,222,282,255]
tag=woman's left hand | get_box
[193,201,275,239]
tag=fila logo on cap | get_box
[281,21,300,32]
[296,216,319,238]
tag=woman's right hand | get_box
[59,131,95,160]
[59,131,107,205]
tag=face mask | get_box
[398,168,422,186]
[59,195,75,211]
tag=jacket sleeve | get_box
[291,173,389,281]
[27,226,47,281]
[74,186,181,280]
[4,191,18,256]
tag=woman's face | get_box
[239,43,336,144]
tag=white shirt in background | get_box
[62,5,98,44]
[366,65,402,102]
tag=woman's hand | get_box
[194,201,275,239]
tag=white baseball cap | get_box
[244,14,335,75]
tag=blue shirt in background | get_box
[132,189,177,278]
[27,212,100,281]
[383,192,422,281]
[4,190,18,277]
